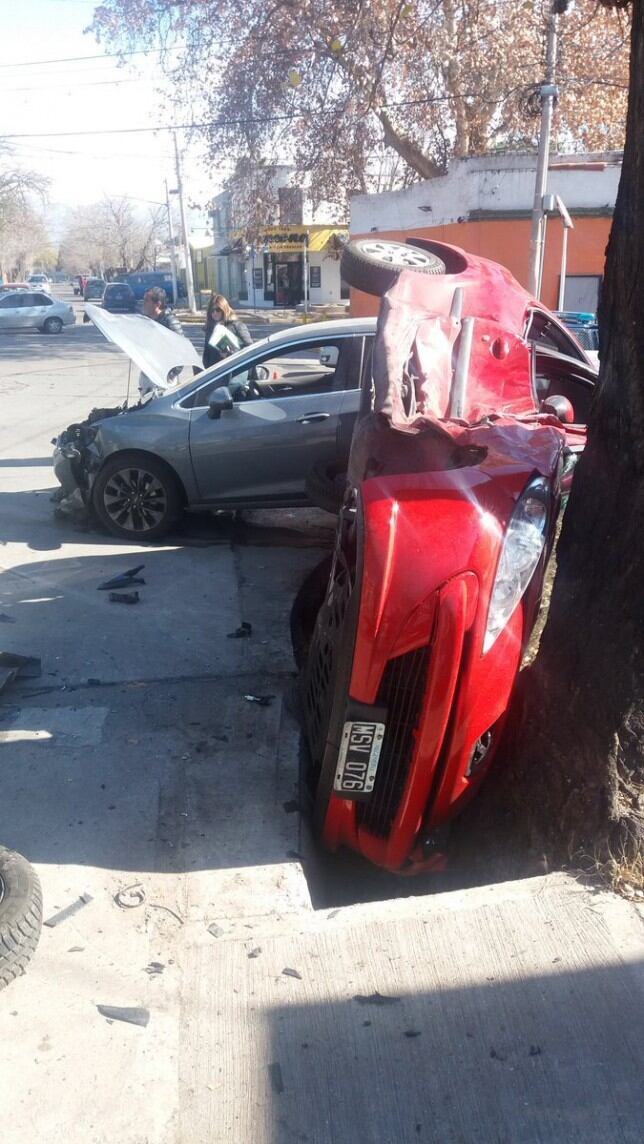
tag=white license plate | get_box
[334,720,385,799]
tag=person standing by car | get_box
[203,293,252,368]
[143,286,184,335]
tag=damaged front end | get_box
[52,406,124,513]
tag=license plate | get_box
[334,720,385,800]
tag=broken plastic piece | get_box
[247,947,262,959]
[97,1004,150,1028]
[243,694,274,706]
[282,967,302,980]
[44,893,93,928]
[353,992,401,1006]
[98,565,145,590]
[144,962,165,976]
[109,591,140,605]
[207,922,224,938]
[227,622,252,639]
[268,1062,285,1094]
[114,883,146,909]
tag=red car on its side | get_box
[300,238,595,874]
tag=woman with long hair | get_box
[203,293,252,368]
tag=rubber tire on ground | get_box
[305,460,347,515]
[0,847,43,991]
[43,316,63,334]
[340,238,446,297]
[92,451,182,542]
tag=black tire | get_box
[305,460,347,515]
[92,451,182,541]
[0,848,42,991]
[43,316,63,334]
[341,238,446,297]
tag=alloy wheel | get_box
[102,466,168,533]
[358,240,436,268]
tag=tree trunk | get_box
[463,0,644,879]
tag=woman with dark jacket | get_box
[203,293,252,368]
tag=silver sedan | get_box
[0,290,75,334]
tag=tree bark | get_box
[462,0,644,878]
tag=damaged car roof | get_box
[85,303,203,391]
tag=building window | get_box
[309,265,321,289]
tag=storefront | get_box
[232,224,349,308]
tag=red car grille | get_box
[356,646,430,837]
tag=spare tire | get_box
[305,460,347,515]
[341,238,446,297]
[0,847,42,990]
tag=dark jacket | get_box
[156,308,184,336]
[203,316,252,369]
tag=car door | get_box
[0,294,23,329]
[26,292,53,328]
[186,334,365,505]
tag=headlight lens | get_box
[483,476,550,653]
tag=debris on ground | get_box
[108,591,140,605]
[282,967,302,980]
[67,946,84,953]
[43,893,93,929]
[97,1004,150,1028]
[353,992,401,1006]
[243,694,274,706]
[227,622,252,639]
[207,922,224,938]
[247,947,262,959]
[268,1062,285,1094]
[404,1030,422,1038]
[143,962,165,976]
[114,883,146,910]
[148,902,184,925]
[98,565,145,591]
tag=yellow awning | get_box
[231,226,347,254]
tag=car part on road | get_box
[92,451,182,541]
[244,693,274,706]
[0,847,43,991]
[109,590,140,605]
[43,892,93,929]
[98,564,146,590]
[97,1004,150,1028]
[340,238,446,296]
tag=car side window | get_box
[534,360,594,424]
[17,294,36,307]
[0,295,15,308]
[528,311,585,362]
[188,336,362,409]
[33,293,52,306]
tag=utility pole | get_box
[527,3,565,297]
[164,178,179,307]
[173,131,197,313]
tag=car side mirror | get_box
[208,385,234,419]
[541,394,575,424]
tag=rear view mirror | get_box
[208,385,234,419]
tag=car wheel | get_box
[305,460,347,515]
[43,316,63,334]
[0,847,42,991]
[341,238,446,297]
[92,452,182,541]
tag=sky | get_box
[0,0,215,239]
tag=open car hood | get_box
[86,303,202,391]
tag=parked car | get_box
[83,277,106,301]
[99,282,137,314]
[125,270,177,304]
[26,273,51,293]
[0,282,30,294]
[53,310,377,539]
[298,238,597,874]
[0,291,75,334]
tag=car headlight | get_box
[483,477,551,653]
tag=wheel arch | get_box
[94,447,189,506]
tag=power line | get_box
[0,46,183,69]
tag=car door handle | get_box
[297,412,330,424]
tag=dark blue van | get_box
[125,271,178,304]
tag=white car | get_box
[27,274,51,293]
[0,290,75,334]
